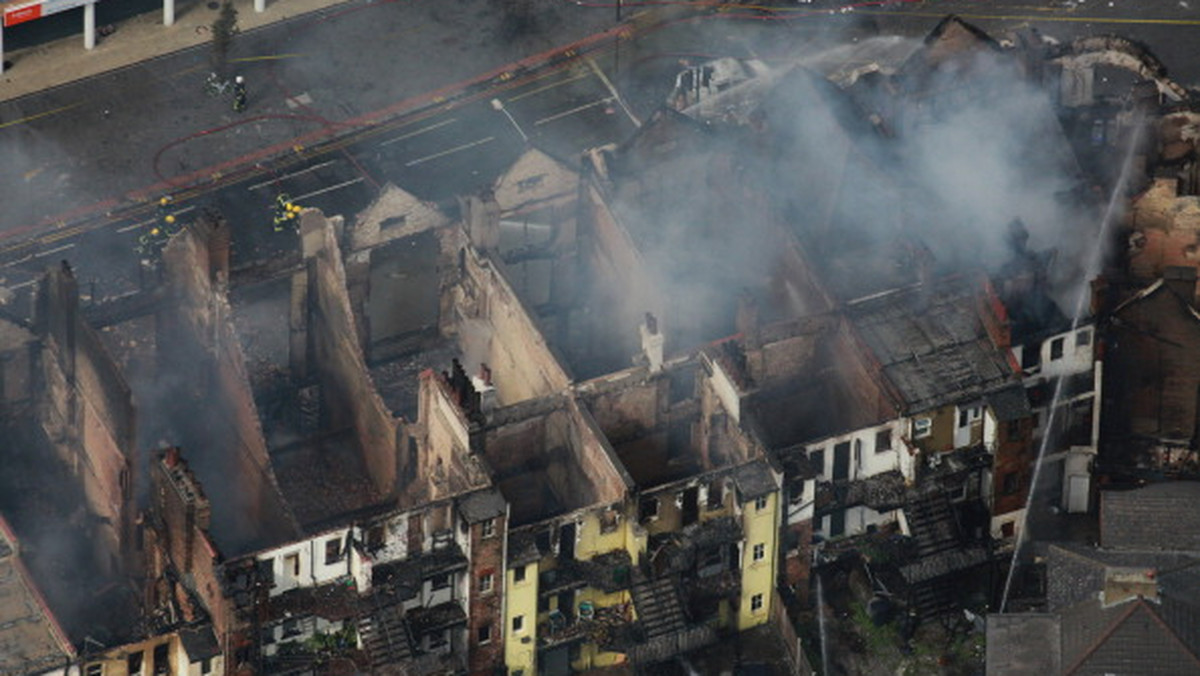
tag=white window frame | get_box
[751,593,764,612]
[752,543,765,562]
[754,495,768,511]
[479,573,493,594]
[481,518,496,538]
[913,417,932,439]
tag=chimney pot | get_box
[165,447,180,468]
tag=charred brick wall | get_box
[304,213,399,495]
[467,511,506,674]
[33,264,136,573]
[992,417,1035,516]
[453,246,570,406]
[159,231,296,547]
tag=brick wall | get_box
[468,513,506,675]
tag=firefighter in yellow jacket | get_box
[273,193,303,232]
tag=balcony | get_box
[539,549,635,597]
[537,601,636,651]
[682,568,741,602]
[371,541,468,602]
[648,516,743,577]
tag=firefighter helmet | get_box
[159,196,171,206]
[151,227,161,236]
[236,76,244,84]
[165,215,176,224]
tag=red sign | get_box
[4,3,42,27]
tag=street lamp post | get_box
[491,98,528,142]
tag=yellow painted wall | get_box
[576,505,646,569]
[84,634,196,676]
[738,491,779,630]
[505,561,539,675]
[914,405,956,453]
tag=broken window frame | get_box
[600,508,620,533]
[512,614,525,633]
[706,480,725,511]
[1050,336,1065,361]
[1002,471,1021,495]
[639,496,660,523]
[325,537,343,565]
[514,565,527,584]
[752,542,765,562]
[754,495,769,512]
[750,593,764,612]
[430,572,452,591]
[875,429,892,453]
[367,524,386,550]
[85,665,104,676]
[481,518,496,538]
[479,572,494,594]
[478,623,492,645]
[284,552,300,577]
[153,642,168,675]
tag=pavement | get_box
[0,0,354,103]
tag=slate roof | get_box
[0,518,74,675]
[986,614,1061,676]
[987,384,1032,422]
[1059,597,1200,675]
[179,624,222,661]
[1101,482,1200,550]
[1025,541,1200,675]
[733,461,777,500]
[846,282,1019,413]
[1046,543,1200,612]
[507,529,542,566]
[458,488,507,524]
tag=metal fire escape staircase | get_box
[631,574,688,640]
[902,491,964,618]
[358,595,415,669]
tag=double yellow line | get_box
[858,8,1200,27]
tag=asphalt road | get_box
[862,0,1200,87]
[0,45,640,301]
